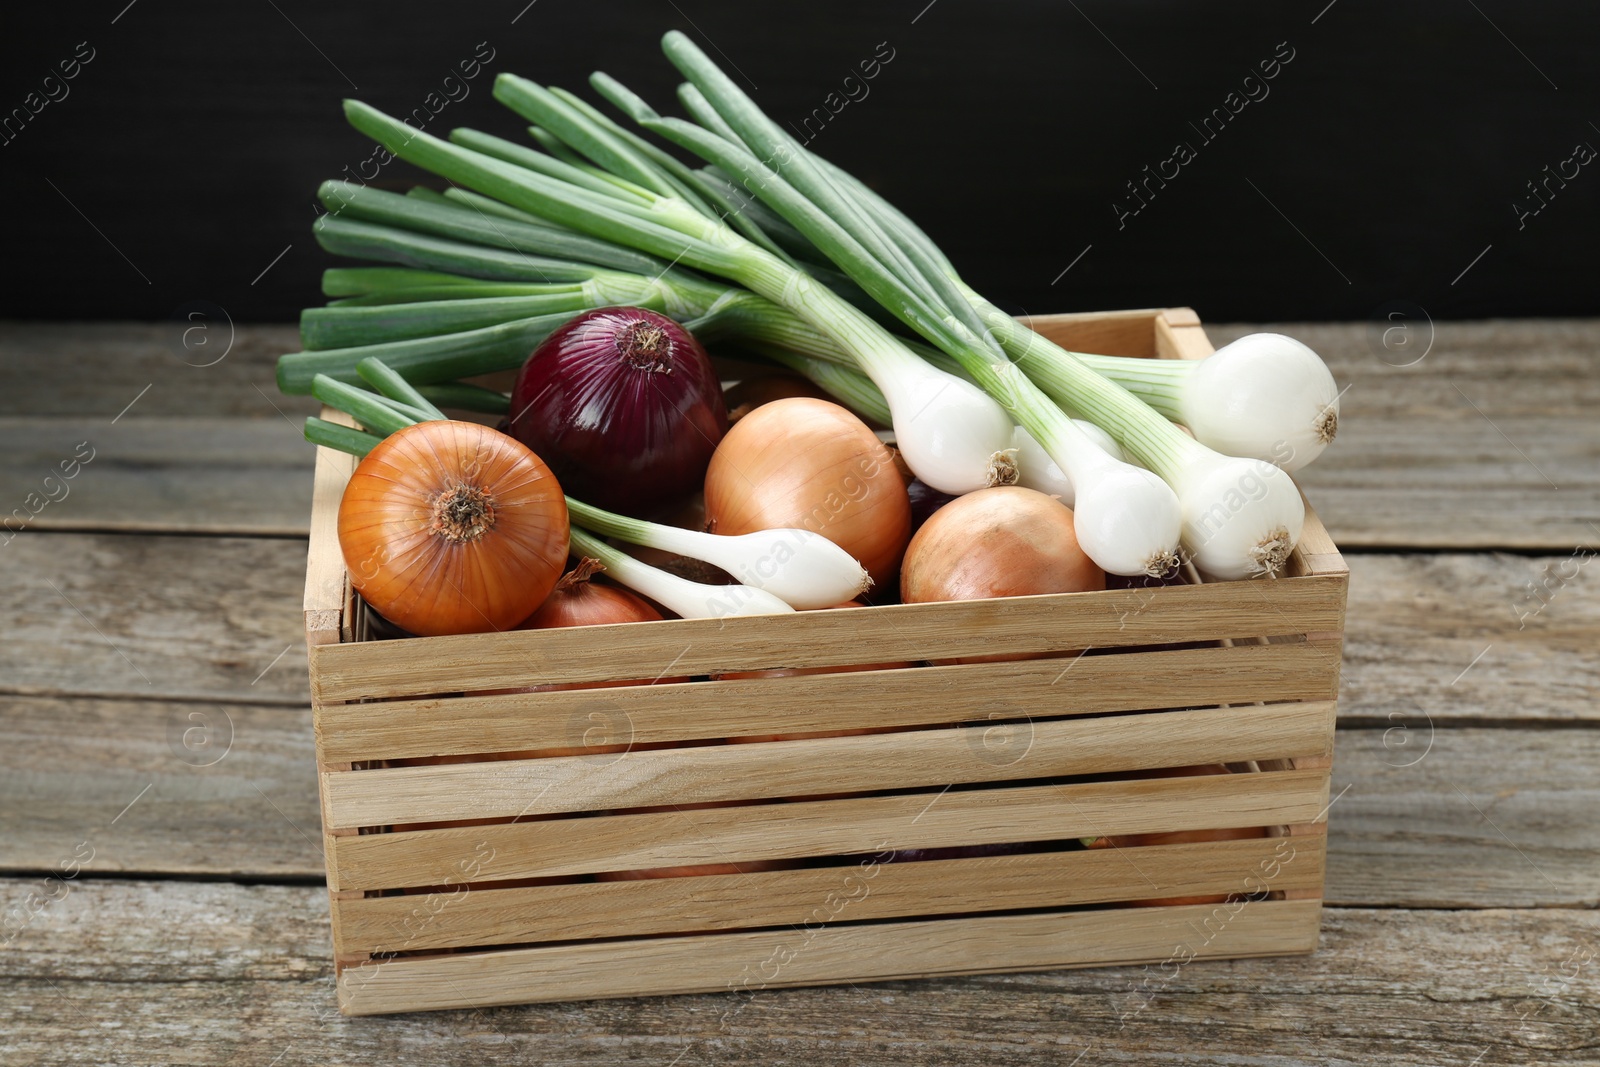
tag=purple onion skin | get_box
[881,842,1036,864]
[510,307,728,512]
[906,478,955,534]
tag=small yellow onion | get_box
[901,486,1104,604]
[704,397,910,590]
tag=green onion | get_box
[565,497,868,609]
[304,417,383,457]
[416,381,511,415]
[277,314,576,394]
[566,528,792,619]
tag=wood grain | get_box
[1326,728,1600,908]
[320,703,1336,828]
[0,696,320,880]
[0,417,313,537]
[1339,552,1600,726]
[0,322,306,419]
[309,575,1347,703]
[6,877,1596,1063]
[317,642,1340,763]
[331,769,1331,890]
[337,899,1326,1015]
[334,836,1326,954]
[0,532,309,705]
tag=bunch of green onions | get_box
[280,33,1312,579]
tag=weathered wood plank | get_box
[0,697,319,880]
[3,879,1595,1064]
[1207,319,1600,550]
[0,532,309,704]
[1340,552,1600,726]
[0,321,305,419]
[1326,728,1600,908]
[0,417,313,537]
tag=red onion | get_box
[509,307,727,511]
[906,477,954,534]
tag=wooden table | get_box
[3,318,1597,1065]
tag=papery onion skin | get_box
[900,486,1104,604]
[704,397,911,590]
[338,420,569,637]
[518,557,663,630]
[509,306,728,512]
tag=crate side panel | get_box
[336,898,1323,1014]
[334,835,1325,954]
[317,640,1341,763]
[321,702,1336,828]
[330,766,1331,890]
[311,575,1349,703]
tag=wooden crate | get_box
[303,307,1347,1016]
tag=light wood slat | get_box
[330,768,1332,890]
[336,899,1323,1014]
[0,418,312,537]
[309,574,1348,703]
[304,406,357,647]
[1152,308,1215,362]
[0,532,310,705]
[6,883,1592,1063]
[336,835,1325,954]
[1020,307,1162,358]
[316,641,1340,763]
[321,703,1335,829]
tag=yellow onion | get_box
[704,397,910,590]
[901,486,1104,604]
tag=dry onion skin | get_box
[518,557,663,630]
[900,486,1104,604]
[704,397,910,590]
[338,420,569,637]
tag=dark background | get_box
[2,0,1596,325]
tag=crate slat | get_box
[329,766,1331,890]
[309,573,1347,703]
[321,702,1335,829]
[316,640,1340,764]
[335,834,1325,953]
[1021,308,1163,358]
[336,897,1323,1015]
